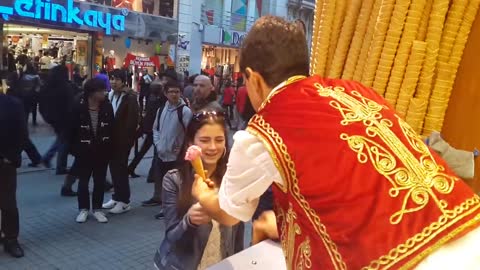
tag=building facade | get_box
[0,0,179,87]
[287,0,315,50]
[176,0,291,78]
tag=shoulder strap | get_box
[177,104,186,131]
[156,105,165,132]
[156,104,186,132]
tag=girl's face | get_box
[193,123,226,168]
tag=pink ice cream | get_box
[185,145,202,161]
[185,145,207,180]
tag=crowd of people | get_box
[0,41,257,269]
[4,15,479,270]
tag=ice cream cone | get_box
[185,145,207,181]
[191,157,206,180]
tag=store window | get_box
[101,36,174,90]
[201,45,241,92]
[1,24,92,80]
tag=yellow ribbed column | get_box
[329,0,363,79]
[383,0,426,105]
[415,0,449,100]
[310,0,336,76]
[309,0,324,75]
[406,98,429,134]
[423,62,455,134]
[326,0,347,73]
[395,41,427,118]
[342,0,375,80]
[352,0,382,82]
[416,0,434,41]
[373,0,412,96]
[424,0,480,134]
[449,0,480,71]
[361,0,396,87]
[437,0,469,64]
[413,0,450,136]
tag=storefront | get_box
[0,0,178,88]
[201,25,246,89]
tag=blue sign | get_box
[0,0,126,35]
[221,29,246,47]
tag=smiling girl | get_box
[154,110,243,270]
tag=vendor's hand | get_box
[252,210,279,245]
[202,170,215,188]
[191,173,216,201]
[187,203,212,225]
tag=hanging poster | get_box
[123,53,160,69]
[176,55,190,73]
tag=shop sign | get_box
[221,29,246,47]
[176,55,189,73]
[0,0,126,35]
[124,53,160,69]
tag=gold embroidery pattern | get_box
[365,196,480,270]
[311,83,480,269]
[296,238,312,270]
[315,84,459,225]
[249,115,346,270]
[258,75,307,111]
[277,204,312,270]
[246,126,288,193]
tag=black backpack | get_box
[156,104,186,132]
[38,83,74,128]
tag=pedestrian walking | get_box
[0,92,26,258]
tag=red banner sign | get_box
[124,53,160,69]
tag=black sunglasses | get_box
[193,111,226,122]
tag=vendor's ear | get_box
[245,67,270,111]
[245,67,271,92]
[245,68,268,95]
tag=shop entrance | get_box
[201,45,241,92]
[2,23,93,80]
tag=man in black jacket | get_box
[102,69,139,214]
[128,79,167,178]
[0,93,26,258]
[69,78,114,223]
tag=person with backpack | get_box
[17,63,41,126]
[128,78,167,178]
[142,80,193,218]
[7,67,42,167]
[38,65,75,174]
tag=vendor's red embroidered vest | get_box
[246,76,480,270]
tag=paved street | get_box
[0,119,250,270]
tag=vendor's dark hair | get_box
[239,16,309,87]
[176,110,229,217]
